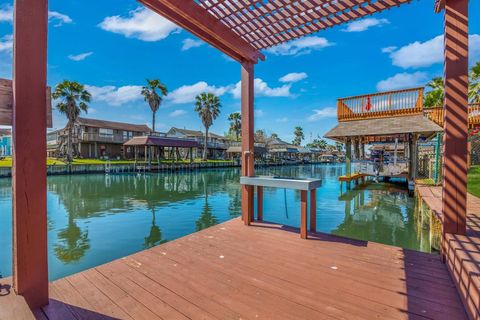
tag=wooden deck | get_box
[0,218,467,320]
[418,186,480,320]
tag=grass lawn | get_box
[468,165,480,198]
[0,157,233,167]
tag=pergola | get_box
[11,0,469,308]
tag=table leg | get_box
[301,190,307,239]
[310,189,316,233]
[257,186,263,221]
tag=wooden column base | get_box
[257,186,263,221]
[310,189,316,233]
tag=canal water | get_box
[0,164,430,280]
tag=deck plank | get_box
[1,218,467,320]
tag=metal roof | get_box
[77,117,151,133]
[124,136,200,148]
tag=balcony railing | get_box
[337,87,424,121]
[81,133,127,143]
[425,103,480,128]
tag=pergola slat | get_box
[140,0,264,62]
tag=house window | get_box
[99,128,113,137]
[123,131,132,140]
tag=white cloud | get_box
[231,78,291,98]
[0,5,13,22]
[48,11,73,27]
[376,72,428,91]
[342,18,389,32]
[387,34,480,68]
[307,107,337,121]
[182,38,203,51]
[255,109,264,117]
[276,117,288,123]
[0,34,13,53]
[168,81,231,104]
[99,7,180,42]
[381,46,397,53]
[266,36,334,56]
[85,85,143,106]
[68,52,93,61]
[169,109,187,117]
[279,72,308,83]
[0,6,72,26]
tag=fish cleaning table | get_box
[240,176,322,239]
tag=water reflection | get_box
[0,164,431,280]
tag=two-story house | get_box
[166,127,229,159]
[49,117,151,159]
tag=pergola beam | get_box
[12,0,49,308]
[441,0,469,235]
[139,0,264,63]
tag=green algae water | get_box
[0,164,430,280]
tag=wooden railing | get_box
[337,87,424,121]
[425,103,480,128]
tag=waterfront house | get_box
[49,117,151,159]
[0,128,11,157]
[166,127,229,159]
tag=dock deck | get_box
[1,218,467,320]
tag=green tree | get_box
[255,129,267,143]
[470,62,480,103]
[52,80,91,162]
[292,126,304,146]
[307,138,328,150]
[424,77,444,108]
[195,92,221,160]
[141,79,168,132]
[228,112,242,141]
[270,133,279,140]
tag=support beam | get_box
[442,0,468,235]
[139,0,264,63]
[300,190,308,239]
[310,190,316,233]
[241,62,255,225]
[257,186,263,221]
[12,0,49,308]
[345,138,352,190]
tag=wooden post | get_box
[257,186,263,221]
[442,0,468,235]
[12,0,49,308]
[345,138,352,190]
[241,62,255,225]
[300,190,308,239]
[310,189,316,232]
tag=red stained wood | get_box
[300,190,307,239]
[0,218,468,319]
[241,62,254,225]
[442,0,469,235]
[257,186,263,221]
[310,189,316,232]
[12,0,49,309]
[138,0,264,63]
[0,78,52,127]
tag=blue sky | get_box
[0,0,479,144]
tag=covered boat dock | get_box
[123,135,200,162]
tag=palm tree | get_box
[470,62,480,103]
[141,79,168,132]
[424,77,444,108]
[228,112,241,141]
[292,126,304,146]
[52,80,91,162]
[195,92,221,161]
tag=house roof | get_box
[76,117,151,133]
[169,127,226,139]
[124,136,200,148]
[324,115,443,142]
